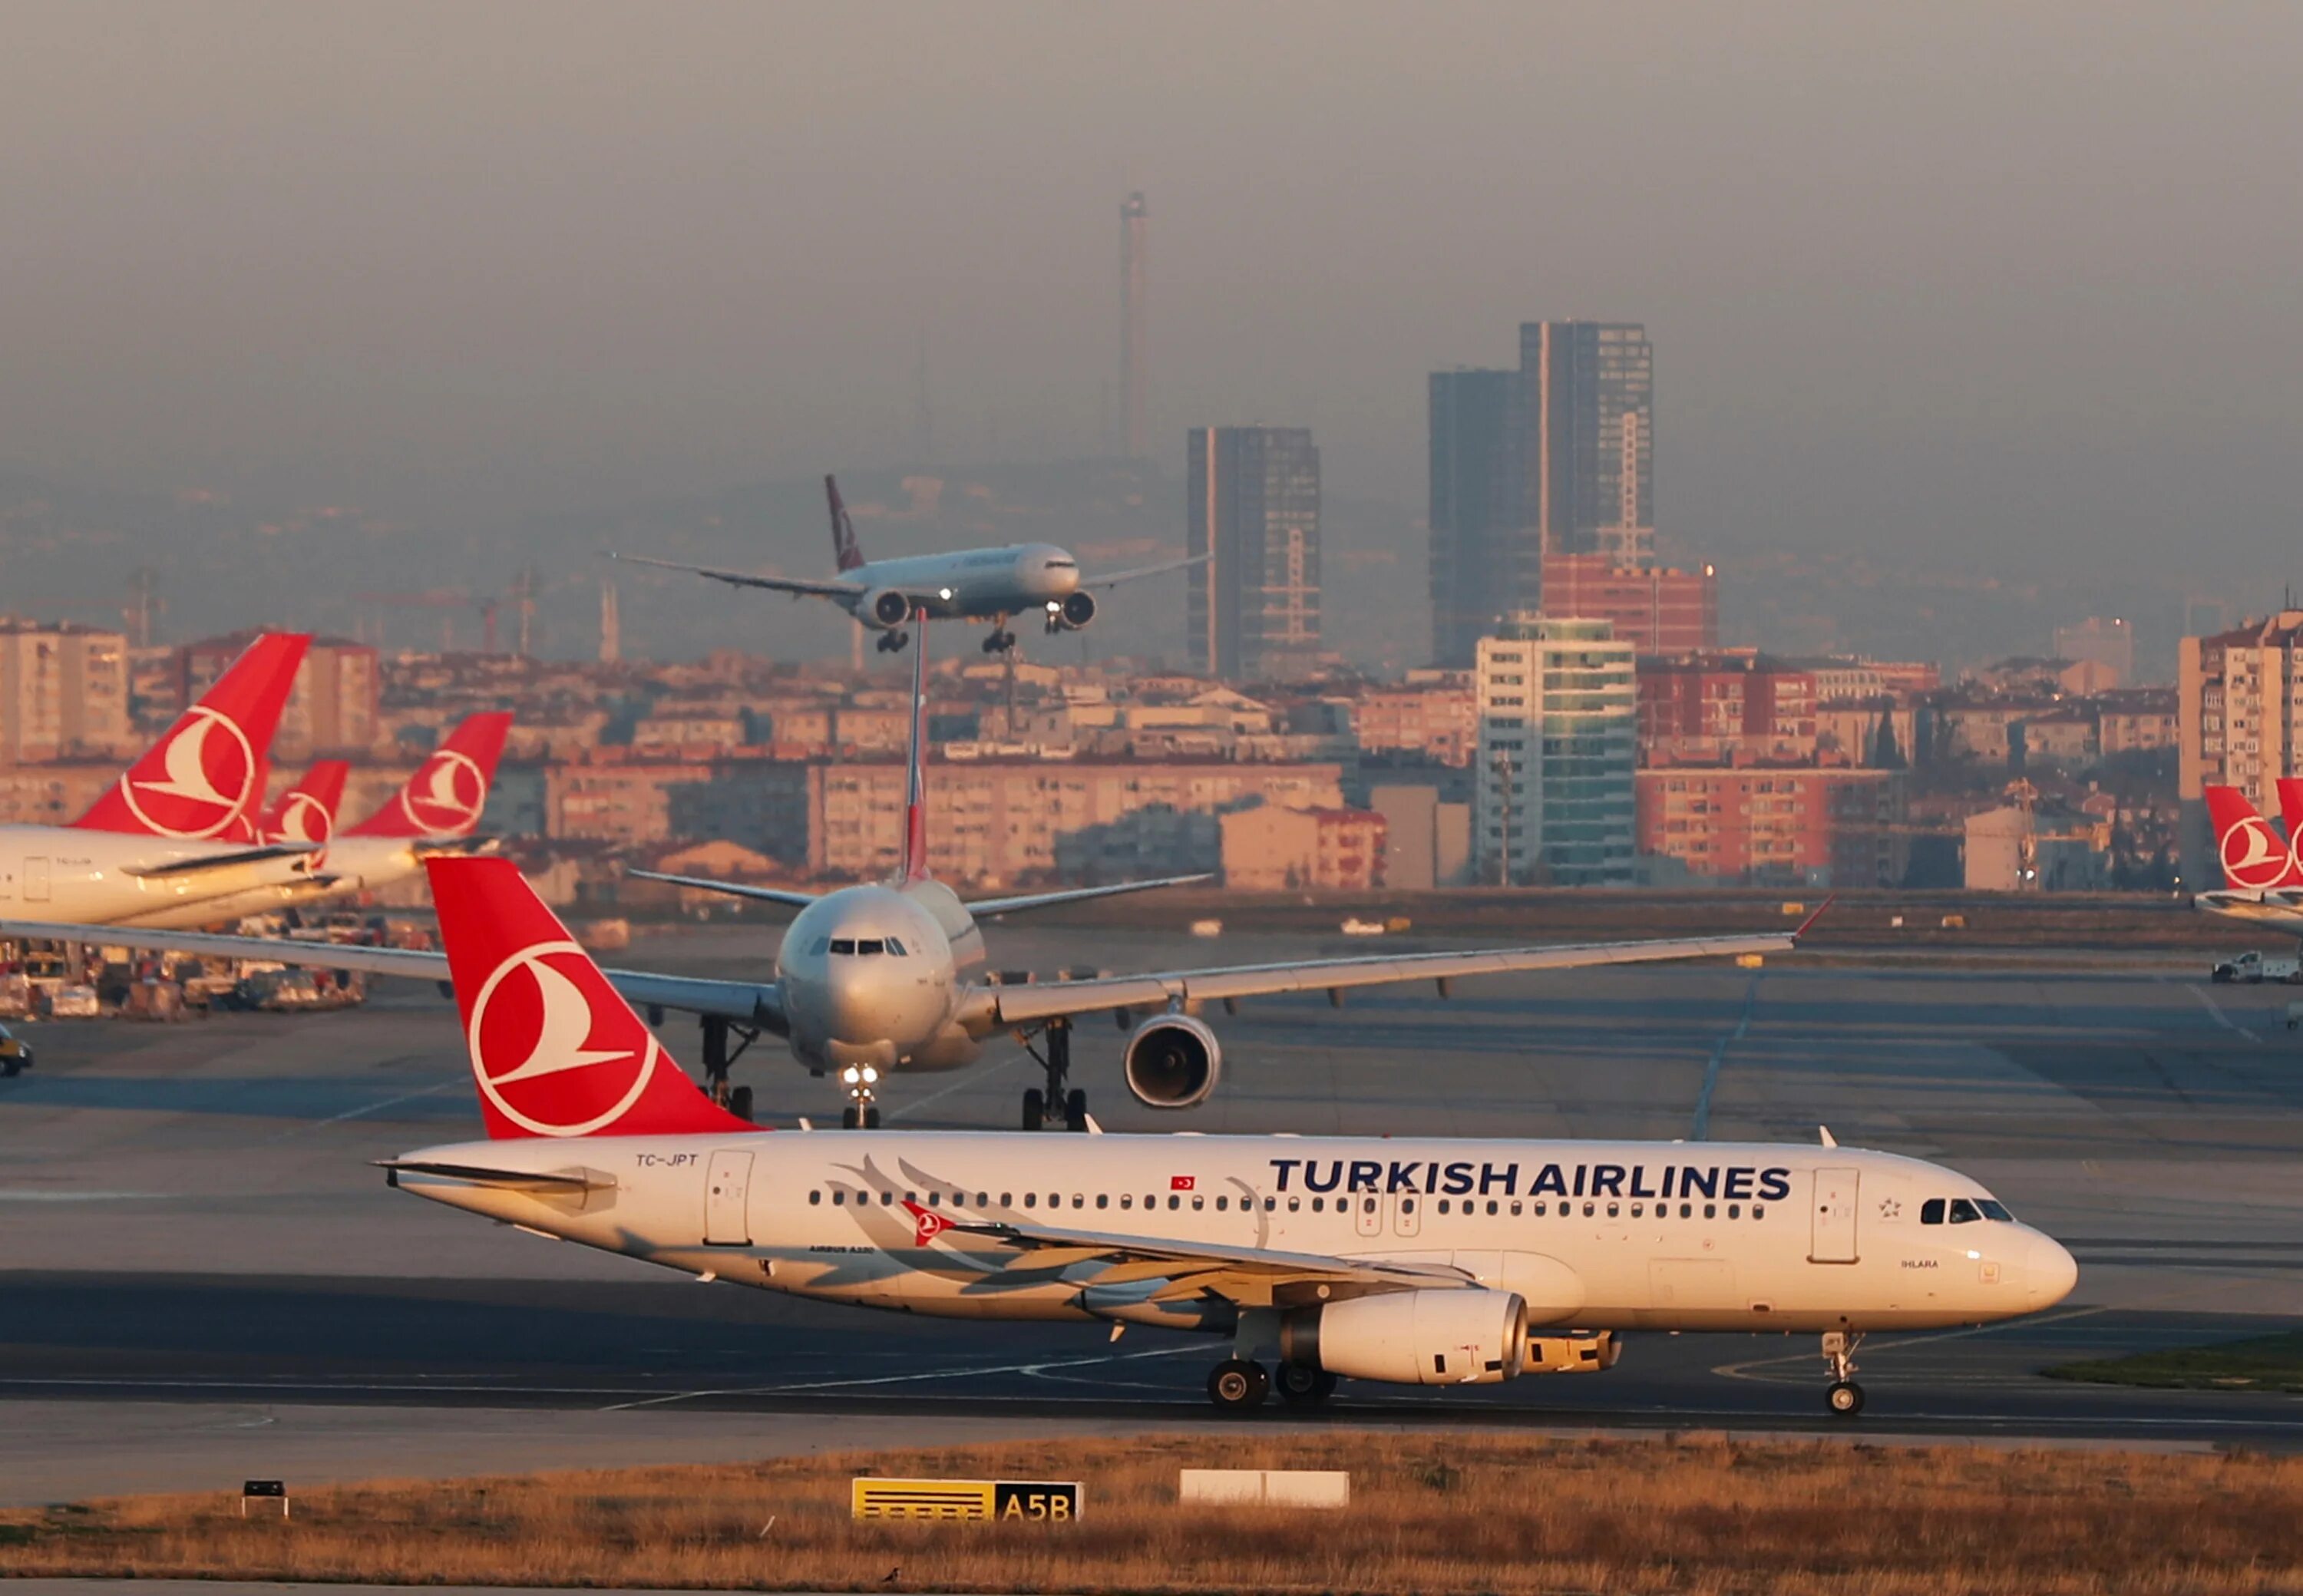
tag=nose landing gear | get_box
[838,1063,882,1129]
[1822,1330,1865,1416]
[1018,1018,1088,1130]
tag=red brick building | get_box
[1352,676,1475,766]
[1637,655,1819,767]
[1637,765,1907,886]
[1220,804,1388,890]
[1541,554,1718,656]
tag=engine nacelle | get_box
[859,587,912,630]
[1280,1288,1527,1386]
[1047,590,1097,632]
[1122,1013,1221,1108]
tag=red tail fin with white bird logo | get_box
[74,633,309,841]
[2277,779,2303,867]
[259,760,350,859]
[426,856,754,1139]
[2205,785,2303,891]
[349,712,513,838]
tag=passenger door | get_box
[704,1149,753,1246]
[1352,1191,1383,1239]
[24,857,49,903]
[1390,1191,1422,1238]
[1809,1167,1860,1264]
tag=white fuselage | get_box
[2195,890,2303,937]
[843,545,1079,623]
[157,836,428,927]
[394,1132,2077,1337]
[772,878,984,1072]
[0,823,321,930]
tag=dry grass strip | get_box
[5,1429,2301,1594]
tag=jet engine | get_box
[1279,1288,1527,1386]
[1122,1013,1221,1108]
[859,588,913,630]
[1046,590,1097,633]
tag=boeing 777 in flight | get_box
[11,616,1819,1128]
[615,474,1206,655]
[381,854,2079,1417]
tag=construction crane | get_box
[352,588,512,654]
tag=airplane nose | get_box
[2026,1231,2079,1308]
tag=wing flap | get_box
[120,842,318,879]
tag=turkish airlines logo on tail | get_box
[467,940,660,1136]
[269,791,334,870]
[121,707,258,839]
[2218,812,2296,891]
[400,749,488,834]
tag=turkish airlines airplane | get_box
[0,633,332,929]
[2,624,1812,1127]
[2192,785,2303,937]
[616,474,1207,656]
[380,854,2080,1417]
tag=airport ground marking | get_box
[881,1053,1028,1124]
[2161,976,2262,1044]
[595,1343,1201,1412]
[1712,1303,2118,1383]
[263,1073,471,1141]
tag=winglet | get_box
[1790,893,1838,940]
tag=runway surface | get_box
[5,922,2301,1502]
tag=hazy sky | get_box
[3,2,2298,579]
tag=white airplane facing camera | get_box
[379,852,2079,1418]
[1,617,1818,1129]
[615,474,1207,656]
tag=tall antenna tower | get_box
[123,567,164,647]
[598,579,621,663]
[508,565,543,657]
[1119,190,1148,460]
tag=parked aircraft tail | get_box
[2204,785,2303,891]
[426,855,754,1139]
[2277,779,2303,857]
[260,760,352,854]
[349,712,513,839]
[73,633,310,841]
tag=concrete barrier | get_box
[1178,1469,1350,1508]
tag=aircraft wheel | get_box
[1208,1359,1268,1412]
[841,1105,861,1129]
[2,1058,18,1079]
[1275,1361,1328,1407]
[1022,1087,1045,1131]
[1827,1380,1865,1416]
[729,1085,754,1123]
[1063,1088,1089,1131]
[863,1105,881,1129]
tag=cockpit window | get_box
[829,939,856,955]
[808,937,831,957]
[1046,558,1077,569]
[1947,1198,1983,1224]
[1920,1198,1944,1225]
[883,937,907,956]
[855,939,884,956]
[1978,1198,2014,1221]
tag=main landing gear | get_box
[875,629,910,654]
[698,1016,759,1123]
[1822,1330,1865,1416]
[1019,1018,1088,1131]
[1208,1358,1335,1412]
[982,615,1016,653]
[838,1063,882,1128]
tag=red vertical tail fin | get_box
[74,633,309,840]
[349,712,513,838]
[2277,779,2303,868]
[426,856,754,1140]
[2205,785,2303,891]
[828,474,866,573]
[262,759,352,857]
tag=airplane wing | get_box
[625,870,818,909]
[119,842,319,879]
[963,874,1212,917]
[941,1214,1472,1306]
[1080,552,1213,589]
[0,919,789,1033]
[610,553,865,599]
[958,929,1802,1031]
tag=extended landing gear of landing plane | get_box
[1019,1019,1088,1131]
[875,630,910,654]
[981,623,1017,654]
[1822,1330,1865,1416]
[1208,1358,1270,1412]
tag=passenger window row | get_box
[804,1188,1767,1221]
[1918,1197,2014,1225]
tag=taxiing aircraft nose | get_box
[2025,1231,2079,1308]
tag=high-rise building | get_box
[1187,427,1322,680]
[1429,368,1522,666]
[1541,553,1718,656]
[1519,321,1654,559]
[1474,614,1637,887]
[0,620,132,765]
[1119,192,1148,460]
[2179,610,2303,884]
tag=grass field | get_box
[2048,1329,2303,1394]
[5,1430,2301,1594]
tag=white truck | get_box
[2209,949,2303,984]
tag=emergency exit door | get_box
[705,1149,753,1245]
[1809,1167,1859,1264]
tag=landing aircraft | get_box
[615,474,1207,656]
[0,633,329,929]
[382,854,2079,1416]
[2192,785,2303,939]
[13,616,1819,1128]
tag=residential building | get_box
[2054,616,2136,688]
[1429,368,1522,666]
[1368,782,1472,889]
[176,632,381,760]
[1220,804,1387,891]
[1186,426,1322,679]
[1964,805,2110,892]
[2096,689,2179,756]
[0,621,131,765]
[1541,555,1717,656]
[1351,673,1476,765]
[1637,655,1818,768]
[1475,614,1637,887]
[1636,766,1907,887]
[2179,610,2303,883]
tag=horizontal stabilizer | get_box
[120,842,319,879]
[377,1159,613,1192]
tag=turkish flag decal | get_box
[1170,1175,1195,1191]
